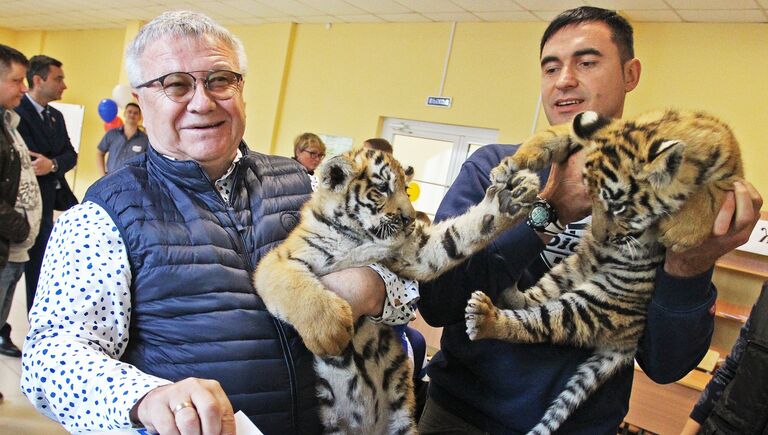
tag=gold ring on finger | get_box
[172,401,195,414]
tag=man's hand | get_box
[131,378,235,435]
[665,181,763,277]
[28,151,55,176]
[539,149,591,225]
[322,267,385,319]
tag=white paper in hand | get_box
[234,410,265,435]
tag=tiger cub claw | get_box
[490,156,520,185]
[487,169,539,220]
[465,290,501,340]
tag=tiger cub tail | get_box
[528,348,632,435]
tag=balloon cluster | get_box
[98,84,134,131]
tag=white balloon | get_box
[112,84,134,108]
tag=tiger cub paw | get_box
[486,169,540,218]
[465,291,502,340]
[490,155,520,185]
[298,295,354,357]
[659,226,706,253]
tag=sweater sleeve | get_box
[21,202,171,433]
[635,267,717,383]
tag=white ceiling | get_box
[1,0,767,31]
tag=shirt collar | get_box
[25,93,46,116]
[159,148,244,183]
[218,149,244,183]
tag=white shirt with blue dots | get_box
[21,202,171,432]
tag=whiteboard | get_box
[49,102,85,153]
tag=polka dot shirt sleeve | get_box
[366,263,420,326]
[20,202,171,433]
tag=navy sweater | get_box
[419,144,716,434]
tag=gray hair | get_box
[125,10,247,87]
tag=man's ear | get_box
[645,139,685,189]
[31,74,44,89]
[623,58,641,93]
[317,154,356,192]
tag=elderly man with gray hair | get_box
[21,11,417,435]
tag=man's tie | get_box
[42,107,53,129]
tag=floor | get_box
[0,275,68,434]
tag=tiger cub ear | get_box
[572,111,612,140]
[644,139,685,189]
[404,165,415,184]
[317,154,357,192]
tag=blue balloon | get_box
[98,98,118,122]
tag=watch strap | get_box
[541,218,565,235]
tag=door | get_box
[381,118,498,220]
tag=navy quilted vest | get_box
[84,143,321,434]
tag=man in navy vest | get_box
[15,54,78,312]
[21,11,416,435]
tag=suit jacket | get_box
[15,94,78,215]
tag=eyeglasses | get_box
[135,70,243,103]
[302,149,325,159]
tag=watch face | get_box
[529,205,550,227]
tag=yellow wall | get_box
[273,22,547,158]
[230,23,296,154]
[35,29,125,197]
[0,20,766,200]
[631,23,768,196]
[0,27,17,45]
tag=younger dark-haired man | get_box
[96,102,148,175]
[15,54,78,311]
[417,6,762,434]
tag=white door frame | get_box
[381,118,498,185]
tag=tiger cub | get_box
[465,109,743,435]
[254,148,540,434]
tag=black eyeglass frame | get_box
[134,69,244,102]
[301,149,326,159]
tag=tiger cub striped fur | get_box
[254,148,540,434]
[465,109,743,435]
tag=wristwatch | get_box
[50,158,59,173]
[526,197,564,234]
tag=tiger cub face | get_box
[315,148,416,241]
[571,111,696,250]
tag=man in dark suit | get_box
[15,55,77,312]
